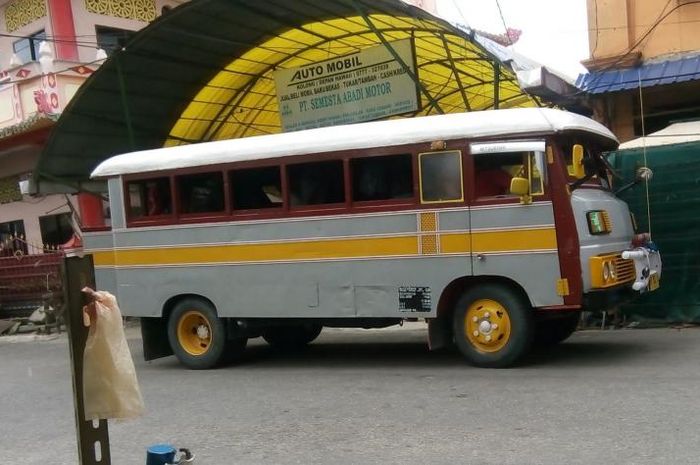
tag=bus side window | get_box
[127,177,172,218]
[177,172,224,214]
[230,166,283,210]
[288,160,345,206]
[351,154,413,202]
[473,151,545,198]
[419,150,463,203]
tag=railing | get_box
[0,233,65,257]
[0,236,65,318]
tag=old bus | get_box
[85,108,661,369]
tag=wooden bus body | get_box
[85,108,662,368]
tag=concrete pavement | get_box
[1,324,699,465]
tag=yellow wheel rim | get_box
[464,299,512,353]
[177,310,213,356]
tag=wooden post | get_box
[63,255,111,465]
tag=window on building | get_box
[0,219,27,256]
[177,172,225,214]
[288,160,345,206]
[39,213,74,248]
[96,26,135,56]
[13,30,46,63]
[351,154,413,202]
[126,177,172,218]
[473,151,544,198]
[230,166,282,210]
[419,151,463,203]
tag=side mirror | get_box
[572,144,585,179]
[510,177,532,204]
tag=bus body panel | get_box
[100,257,475,319]
[470,201,563,307]
[86,201,567,318]
[570,189,636,292]
[108,178,126,229]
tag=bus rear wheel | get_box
[452,284,533,368]
[262,324,322,350]
[167,298,246,369]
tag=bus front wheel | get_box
[167,298,246,369]
[452,284,533,368]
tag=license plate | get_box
[648,273,660,291]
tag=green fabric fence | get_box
[609,142,700,322]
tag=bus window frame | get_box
[417,149,465,205]
[349,151,418,210]
[469,140,551,206]
[121,140,473,228]
[123,173,177,227]
[229,162,286,218]
[286,157,348,212]
[175,169,229,224]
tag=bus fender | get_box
[140,316,173,361]
[428,276,532,351]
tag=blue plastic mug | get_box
[146,444,176,465]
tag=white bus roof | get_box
[91,108,618,178]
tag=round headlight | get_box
[603,262,613,281]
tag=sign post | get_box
[274,39,420,132]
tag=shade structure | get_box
[36,0,539,187]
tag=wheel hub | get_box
[464,299,512,353]
[196,324,210,340]
[478,320,493,334]
[177,310,213,356]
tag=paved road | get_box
[1,324,699,465]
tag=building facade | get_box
[579,0,700,142]
[0,0,183,255]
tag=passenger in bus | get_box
[147,183,164,216]
[356,168,386,200]
[145,180,172,216]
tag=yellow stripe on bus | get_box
[472,227,557,253]
[93,235,419,267]
[91,228,558,268]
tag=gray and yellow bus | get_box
[85,108,661,369]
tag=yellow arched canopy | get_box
[38,0,538,186]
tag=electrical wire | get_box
[590,0,599,59]
[638,69,652,238]
[494,0,514,47]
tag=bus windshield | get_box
[562,143,614,190]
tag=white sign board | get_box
[274,39,420,132]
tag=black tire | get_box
[167,298,246,369]
[452,283,534,368]
[262,323,322,350]
[534,312,580,347]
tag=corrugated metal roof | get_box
[576,54,700,94]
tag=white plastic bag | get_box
[82,290,144,421]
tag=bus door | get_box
[469,141,563,306]
[417,148,472,276]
